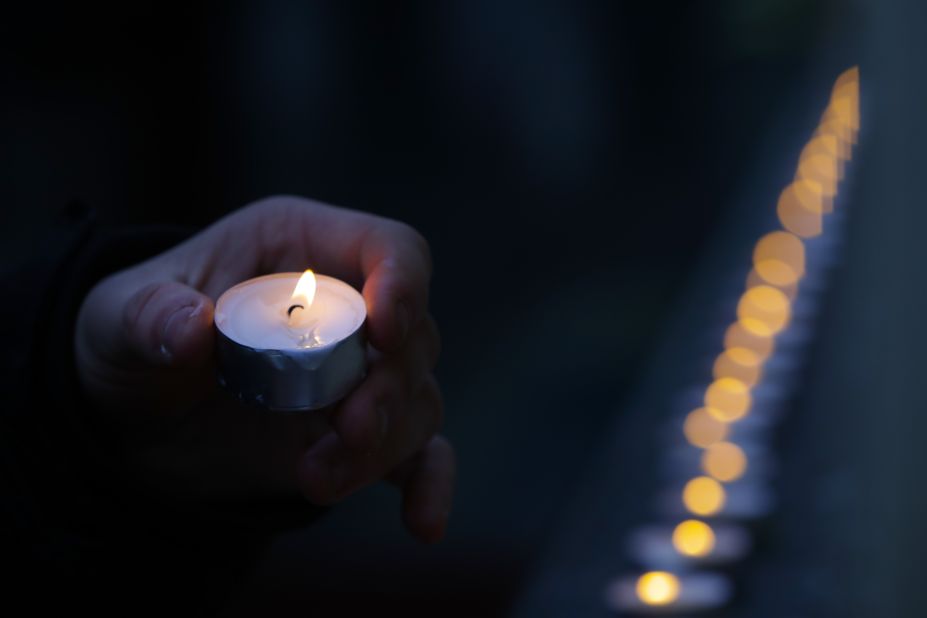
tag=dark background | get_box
[3,1,925,616]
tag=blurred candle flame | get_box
[636,571,680,606]
[684,408,730,448]
[704,377,751,422]
[683,476,726,516]
[701,441,748,482]
[673,520,716,558]
[620,67,859,611]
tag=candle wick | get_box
[287,304,304,317]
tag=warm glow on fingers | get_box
[705,377,751,422]
[684,408,730,448]
[636,572,680,606]
[702,442,748,482]
[672,520,716,557]
[683,476,726,516]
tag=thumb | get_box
[122,280,215,369]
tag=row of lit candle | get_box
[607,67,860,613]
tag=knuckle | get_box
[392,221,433,278]
[122,281,163,343]
[249,194,307,214]
[370,362,406,409]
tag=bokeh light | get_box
[747,268,798,300]
[797,144,840,201]
[753,231,805,287]
[683,407,730,448]
[829,67,860,136]
[777,180,825,237]
[636,571,680,606]
[701,441,748,482]
[816,116,852,159]
[713,348,762,387]
[704,377,751,422]
[683,476,726,516]
[737,285,791,336]
[724,321,775,361]
[623,67,859,615]
[672,520,716,558]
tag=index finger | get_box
[262,196,433,352]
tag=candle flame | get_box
[291,269,317,308]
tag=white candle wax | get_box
[214,272,367,411]
[215,273,365,351]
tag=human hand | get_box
[75,196,454,542]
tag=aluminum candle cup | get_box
[214,271,367,411]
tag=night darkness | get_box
[3,1,927,616]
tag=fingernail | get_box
[159,310,185,362]
[160,303,199,362]
[396,301,410,342]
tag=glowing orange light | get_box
[737,285,791,336]
[713,348,762,387]
[683,408,730,448]
[724,322,775,361]
[747,269,798,300]
[815,116,853,159]
[705,377,751,422]
[819,67,859,156]
[797,154,839,201]
[804,133,841,162]
[672,520,716,557]
[752,231,805,287]
[636,572,680,606]
[702,441,748,482]
[683,476,726,516]
[777,181,824,238]
[829,68,860,135]
[831,66,859,99]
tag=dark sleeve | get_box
[0,203,323,611]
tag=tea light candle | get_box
[605,571,732,614]
[627,521,751,567]
[214,270,367,411]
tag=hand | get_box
[75,196,454,543]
